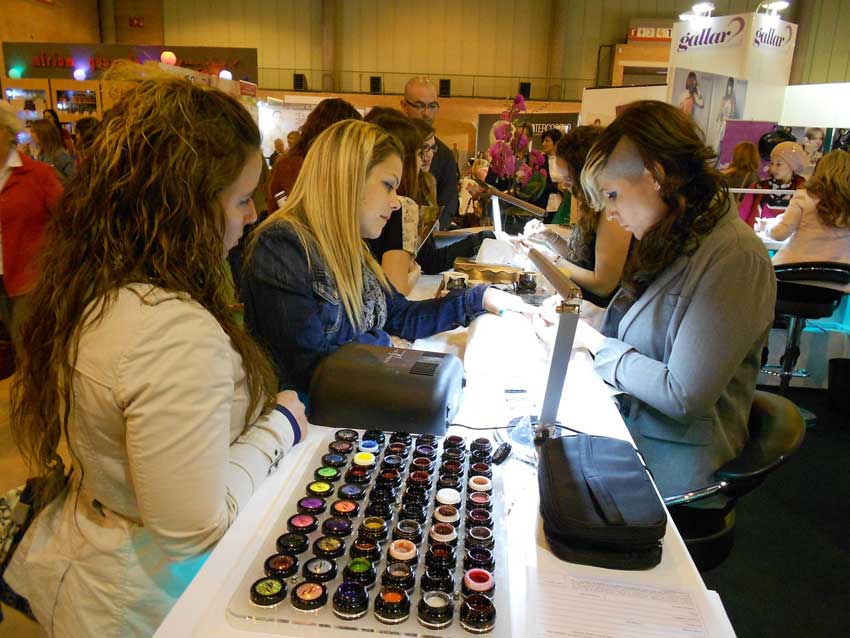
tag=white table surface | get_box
[155,276,735,638]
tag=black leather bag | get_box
[538,434,667,570]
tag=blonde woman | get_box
[6,73,309,637]
[242,120,527,393]
[769,149,850,269]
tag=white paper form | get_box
[529,570,736,638]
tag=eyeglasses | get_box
[404,98,440,112]
[418,142,438,159]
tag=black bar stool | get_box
[762,262,850,395]
[665,390,805,571]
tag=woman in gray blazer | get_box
[580,101,776,504]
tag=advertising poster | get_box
[787,126,832,176]
[670,68,748,153]
[831,128,850,152]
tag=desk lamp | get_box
[478,188,582,460]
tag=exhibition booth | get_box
[1,8,846,637]
[579,11,850,390]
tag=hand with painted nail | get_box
[482,287,538,318]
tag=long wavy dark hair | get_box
[12,71,278,507]
[581,100,729,299]
[555,125,604,263]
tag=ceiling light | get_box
[679,10,697,21]
[692,2,715,14]
[766,1,790,10]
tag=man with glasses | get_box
[400,77,459,229]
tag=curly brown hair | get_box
[581,100,729,299]
[806,149,850,228]
[12,73,278,507]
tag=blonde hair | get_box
[255,120,403,328]
[807,149,850,227]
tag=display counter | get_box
[155,276,735,638]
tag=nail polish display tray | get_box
[225,429,512,637]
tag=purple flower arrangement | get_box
[486,95,547,202]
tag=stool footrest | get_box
[761,365,809,378]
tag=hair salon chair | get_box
[664,390,805,572]
[762,262,850,395]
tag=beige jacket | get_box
[7,285,296,637]
[770,189,850,269]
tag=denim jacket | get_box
[242,222,487,392]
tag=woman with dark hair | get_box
[266,98,362,212]
[73,116,100,158]
[523,126,632,308]
[721,141,760,205]
[366,111,494,294]
[363,111,431,294]
[539,127,564,219]
[30,118,76,184]
[42,108,75,154]
[6,70,309,637]
[579,100,775,504]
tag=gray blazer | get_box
[594,202,776,499]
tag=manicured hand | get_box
[483,287,539,318]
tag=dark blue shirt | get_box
[242,222,488,392]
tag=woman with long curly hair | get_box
[579,100,775,505]
[6,69,309,637]
[768,149,850,271]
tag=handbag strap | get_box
[578,435,626,525]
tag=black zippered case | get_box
[537,434,667,570]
